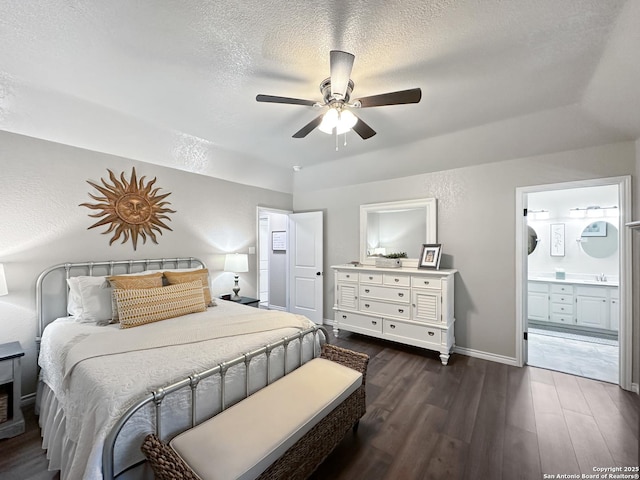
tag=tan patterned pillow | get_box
[163,269,216,307]
[107,272,164,321]
[115,280,207,329]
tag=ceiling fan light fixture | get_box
[319,107,358,135]
[319,108,339,134]
[337,109,358,134]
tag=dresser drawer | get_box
[551,302,573,315]
[336,311,382,334]
[551,293,573,305]
[360,299,410,320]
[0,361,13,384]
[337,271,357,282]
[550,284,572,295]
[359,284,410,303]
[383,274,410,287]
[359,272,383,284]
[411,277,442,290]
[384,320,441,345]
[550,313,575,325]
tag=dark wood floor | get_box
[1,331,638,480]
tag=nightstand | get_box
[221,296,260,308]
[0,341,25,439]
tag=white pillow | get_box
[67,276,112,323]
[66,277,82,316]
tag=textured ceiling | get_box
[0,0,638,193]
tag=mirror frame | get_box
[360,198,437,267]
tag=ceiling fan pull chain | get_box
[344,132,348,147]
[335,130,339,151]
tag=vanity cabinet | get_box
[575,286,609,329]
[333,265,456,365]
[527,282,549,322]
[528,280,618,332]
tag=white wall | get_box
[294,141,637,373]
[528,185,620,278]
[0,131,293,397]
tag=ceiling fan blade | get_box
[356,88,422,108]
[330,50,355,99]
[292,114,324,138]
[256,94,316,106]
[352,114,376,139]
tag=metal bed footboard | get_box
[102,325,329,480]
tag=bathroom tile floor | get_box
[527,328,618,384]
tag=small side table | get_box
[0,341,25,439]
[221,295,260,308]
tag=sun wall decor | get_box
[80,167,176,250]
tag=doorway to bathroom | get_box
[515,176,632,390]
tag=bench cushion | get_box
[169,357,362,480]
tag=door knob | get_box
[316,272,322,276]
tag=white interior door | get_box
[288,211,323,324]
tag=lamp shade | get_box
[0,264,8,296]
[224,253,249,273]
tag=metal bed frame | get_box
[35,257,328,479]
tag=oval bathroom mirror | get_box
[527,226,539,255]
[580,221,618,258]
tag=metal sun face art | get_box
[80,168,176,250]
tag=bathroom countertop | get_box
[528,276,618,287]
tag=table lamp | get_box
[224,254,249,300]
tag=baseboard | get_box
[21,392,36,407]
[453,346,519,367]
[323,318,334,326]
[631,383,639,394]
[266,304,287,312]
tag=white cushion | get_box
[170,358,362,480]
[66,276,112,323]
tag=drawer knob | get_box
[342,315,347,319]
[428,331,435,336]
[372,320,377,325]
[390,324,396,329]
[346,274,350,278]
[394,278,399,282]
[398,309,404,313]
[364,304,370,308]
[365,289,370,293]
[398,293,404,297]
[561,307,564,311]
[368,276,373,280]
[424,281,430,285]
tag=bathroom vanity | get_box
[528,277,618,332]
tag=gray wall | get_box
[294,141,637,382]
[0,131,293,397]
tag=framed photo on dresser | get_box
[418,244,442,269]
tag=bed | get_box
[35,257,327,480]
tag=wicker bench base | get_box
[142,345,368,480]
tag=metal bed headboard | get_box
[35,257,206,347]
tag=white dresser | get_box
[332,265,457,365]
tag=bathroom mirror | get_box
[527,226,539,255]
[360,198,437,266]
[580,221,618,258]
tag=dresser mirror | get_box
[580,221,618,258]
[360,198,437,266]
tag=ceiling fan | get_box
[256,50,422,140]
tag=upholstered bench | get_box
[142,344,368,480]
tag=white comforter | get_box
[38,302,318,480]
